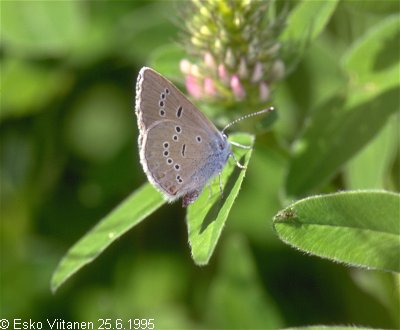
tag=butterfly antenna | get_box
[222,106,275,134]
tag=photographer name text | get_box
[4,318,155,330]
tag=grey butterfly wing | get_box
[136,67,217,134]
[135,67,228,204]
[141,120,223,201]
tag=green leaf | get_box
[286,16,400,196]
[286,88,399,197]
[229,142,287,246]
[281,0,339,73]
[342,15,400,100]
[282,0,339,42]
[186,133,254,265]
[273,190,400,273]
[344,117,399,190]
[51,183,165,293]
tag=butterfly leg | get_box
[229,152,246,169]
[218,172,224,199]
[207,182,213,200]
[230,140,252,149]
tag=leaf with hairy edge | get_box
[273,191,400,273]
[187,133,254,265]
[51,183,165,292]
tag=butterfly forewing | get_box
[136,67,216,133]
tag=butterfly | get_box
[135,67,273,207]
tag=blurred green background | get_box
[1,1,399,329]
